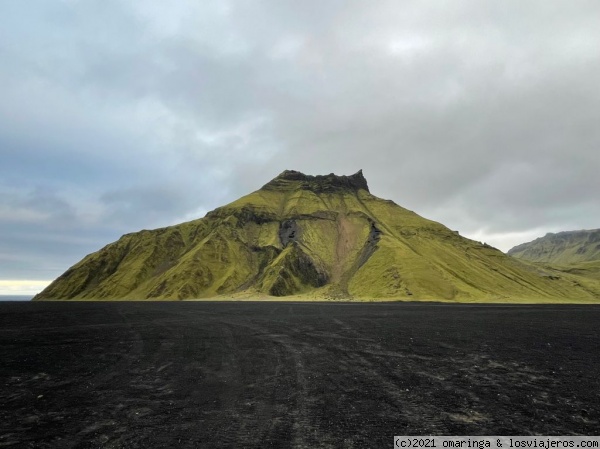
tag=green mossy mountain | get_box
[508,229,600,264]
[34,170,599,301]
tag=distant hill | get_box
[34,170,599,302]
[508,229,600,264]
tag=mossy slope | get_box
[508,229,600,264]
[35,170,599,301]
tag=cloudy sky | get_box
[1,1,599,295]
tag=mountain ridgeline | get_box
[508,229,600,264]
[35,170,599,301]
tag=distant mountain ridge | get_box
[34,170,599,301]
[508,229,600,264]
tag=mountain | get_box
[508,229,600,264]
[34,170,599,302]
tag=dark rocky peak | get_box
[262,170,370,193]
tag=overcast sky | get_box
[2,1,599,295]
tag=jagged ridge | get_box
[508,229,600,264]
[261,169,369,193]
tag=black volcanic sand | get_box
[1,302,599,448]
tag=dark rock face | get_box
[279,219,299,247]
[357,221,382,269]
[268,244,328,296]
[206,206,276,225]
[262,169,370,193]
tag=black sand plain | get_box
[1,301,599,448]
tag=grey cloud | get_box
[99,185,199,228]
[2,0,600,286]
[0,187,111,279]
